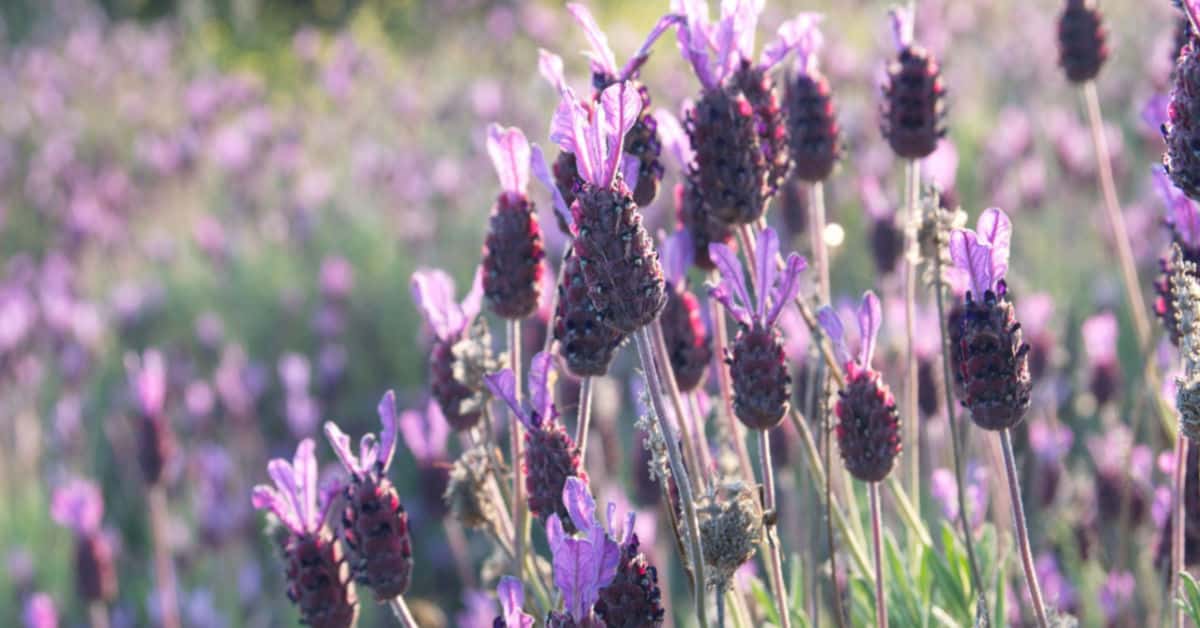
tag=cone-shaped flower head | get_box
[880,6,947,159]
[486,352,589,530]
[657,107,734,271]
[709,227,807,429]
[1165,3,1200,201]
[949,208,1033,430]
[783,14,842,182]
[1154,166,1200,345]
[126,349,174,485]
[546,477,626,625]
[482,124,545,319]
[1081,311,1121,406]
[658,229,713,392]
[323,391,413,600]
[1057,0,1108,83]
[52,479,118,605]
[533,82,667,334]
[593,521,665,627]
[493,576,535,628]
[252,440,358,628]
[818,292,902,482]
[411,268,495,431]
[552,246,626,378]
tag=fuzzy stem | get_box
[89,602,109,628]
[388,594,419,627]
[810,181,831,303]
[709,280,756,483]
[1174,436,1189,628]
[1000,429,1048,628]
[147,484,181,628]
[575,376,594,463]
[635,327,709,626]
[903,160,921,523]
[759,430,792,628]
[717,585,728,628]
[507,319,528,585]
[652,320,708,492]
[869,482,888,628]
[933,261,990,621]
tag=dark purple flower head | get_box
[567,4,682,88]
[817,291,884,369]
[410,267,483,342]
[949,208,1013,298]
[323,390,400,479]
[251,439,335,536]
[547,477,628,623]
[494,576,535,628]
[397,399,449,467]
[1099,571,1135,622]
[1153,166,1200,249]
[487,123,531,203]
[126,348,166,418]
[707,227,807,328]
[51,477,103,537]
[485,351,559,429]
[674,0,812,90]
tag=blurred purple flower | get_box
[1081,311,1118,369]
[929,464,987,531]
[547,477,624,622]
[456,589,496,628]
[126,348,167,418]
[398,399,449,467]
[1028,420,1073,464]
[1034,553,1075,612]
[495,576,534,628]
[22,593,57,628]
[51,477,103,536]
[1098,571,1135,623]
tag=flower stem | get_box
[688,391,715,474]
[388,594,419,627]
[717,585,728,628]
[933,243,989,621]
[817,363,850,628]
[999,429,1047,628]
[759,429,792,628]
[810,181,831,303]
[652,320,708,492]
[1174,436,1189,628]
[507,319,528,583]
[635,327,709,626]
[575,376,593,462]
[902,159,921,523]
[89,602,109,628]
[147,484,181,628]
[709,281,756,483]
[869,481,888,628]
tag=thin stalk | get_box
[635,327,709,626]
[89,602,109,628]
[810,181,831,303]
[147,485,181,628]
[717,586,728,628]
[507,320,528,584]
[884,475,931,548]
[999,429,1047,628]
[933,244,989,620]
[709,283,756,483]
[902,160,921,521]
[687,391,715,474]
[1174,436,1189,628]
[388,595,419,627]
[869,482,888,628]
[820,372,850,628]
[759,430,792,628]
[575,376,594,462]
[652,320,708,492]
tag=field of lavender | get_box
[4,0,1199,626]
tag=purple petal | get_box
[410,269,461,340]
[754,227,780,321]
[1142,93,1169,132]
[538,49,569,94]
[358,433,380,472]
[486,124,531,195]
[857,291,882,366]
[128,349,167,418]
[563,476,597,534]
[1082,312,1119,366]
[497,576,534,628]
[531,144,573,231]
[293,439,319,532]
[323,421,363,477]
[661,228,695,286]
[567,3,618,77]
[620,153,640,192]
[619,13,685,81]
[398,409,431,463]
[766,253,807,326]
[551,90,596,184]
[51,478,104,535]
[675,0,717,89]
[975,208,1012,282]
[377,390,399,472]
[888,6,913,51]
[654,107,694,170]
[921,140,958,193]
[267,458,303,532]
[1155,166,1200,248]
[461,266,484,324]
[598,82,643,186]
[529,351,556,423]
[485,369,531,429]
[708,242,752,315]
[816,305,850,365]
[760,12,822,72]
[709,281,752,327]
[251,485,302,533]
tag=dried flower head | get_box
[1153,167,1200,345]
[1172,245,1200,441]
[697,479,762,590]
[444,445,499,529]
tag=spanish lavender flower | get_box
[127,349,174,485]
[783,14,841,182]
[532,81,666,334]
[1017,293,1057,382]
[1152,166,1200,345]
[251,439,358,628]
[486,352,588,531]
[675,1,813,224]
[880,7,947,159]
[51,478,117,604]
[818,291,902,482]
[657,107,733,271]
[1165,3,1200,201]
[1087,426,1152,525]
[1098,571,1134,625]
[22,593,57,628]
[324,391,414,600]
[1028,420,1073,506]
[709,226,807,430]
[929,464,987,532]
[553,247,626,377]
[482,124,545,319]
[493,576,535,628]
[398,399,451,518]
[1081,311,1121,406]
[411,267,494,431]
[1057,0,1108,84]
[659,229,712,392]
[950,208,1033,430]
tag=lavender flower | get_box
[658,229,713,392]
[545,477,626,625]
[22,593,57,628]
[126,349,175,485]
[482,124,545,319]
[1098,571,1134,624]
[494,576,535,628]
[784,13,842,182]
[51,478,117,604]
[1081,311,1121,406]
[929,464,987,532]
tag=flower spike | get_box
[486,124,531,199]
[1154,166,1200,249]
[51,477,104,536]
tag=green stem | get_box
[903,159,921,524]
[759,430,792,628]
[869,482,888,628]
[1000,429,1047,628]
[1174,436,1189,628]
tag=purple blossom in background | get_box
[397,399,449,467]
[949,208,1012,298]
[410,267,483,343]
[22,593,57,628]
[126,348,167,418]
[1033,553,1075,612]
[455,589,496,628]
[1098,571,1135,622]
[323,390,400,479]
[1028,420,1073,464]
[929,464,987,531]
[51,477,104,536]
[319,256,355,301]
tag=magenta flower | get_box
[22,593,57,628]
[495,576,535,628]
[708,227,807,329]
[126,348,166,418]
[817,291,884,371]
[674,0,812,90]
[547,476,626,623]
[324,391,400,480]
[51,477,104,537]
[250,439,331,535]
[567,4,681,88]
[410,267,483,343]
[397,399,449,467]
[949,208,1012,299]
